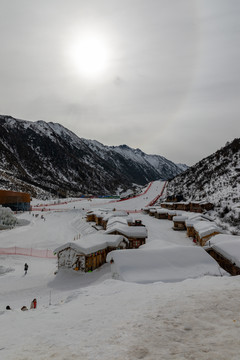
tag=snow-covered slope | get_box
[165,138,240,234]
[0,115,187,197]
[166,138,240,205]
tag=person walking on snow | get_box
[24,263,28,275]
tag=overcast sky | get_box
[0,0,239,165]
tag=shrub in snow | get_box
[0,206,18,227]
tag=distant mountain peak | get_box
[0,116,187,197]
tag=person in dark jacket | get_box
[24,263,28,275]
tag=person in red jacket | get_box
[30,298,37,309]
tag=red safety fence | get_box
[0,247,57,258]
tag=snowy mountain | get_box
[166,138,240,204]
[0,115,187,197]
[166,138,240,233]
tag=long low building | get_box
[205,234,240,275]
[54,234,128,272]
[0,190,31,211]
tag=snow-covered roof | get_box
[102,211,129,221]
[106,247,225,283]
[149,208,157,213]
[156,209,169,214]
[107,216,132,228]
[166,210,178,215]
[105,224,147,238]
[172,215,188,222]
[190,200,213,205]
[193,221,221,238]
[205,234,240,246]
[86,208,108,215]
[54,234,128,255]
[211,237,240,268]
[185,216,207,227]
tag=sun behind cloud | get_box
[68,32,111,78]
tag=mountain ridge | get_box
[166,138,240,205]
[0,115,187,197]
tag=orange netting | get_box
[0,247,56,258]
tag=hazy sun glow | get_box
[69,33,110,77]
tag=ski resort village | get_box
[1,176,240,360]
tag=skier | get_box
[24,263,28,275]
[30,298,37,309]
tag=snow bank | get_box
[107,247,225,283]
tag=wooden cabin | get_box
[105,224,148,249]
[175,202,190,212]
[185,216,206,239]
[95,213,104,226]
[102,211,130,230]
[205,234,240,276]
[172,216,188,231]
[160,202,175,210]
[167,210,178,221]
[54,234,128,272]
[205,235,240,275]
[189,201,214,213]
[155,209,168,219]
[206,248,240,276]
[186,224,195,238]
[193,221,221,246]
[86,211,95,222]
[86,209,108,224]
[149,208,157,217]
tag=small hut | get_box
[185,215,206,238]
[155,209,168,219]
[175,202,190,212]
[54,234,128,272]
[172,215,188,231]
[105,224,148,249]
[149,208,157,217]
[86,210,95,222]
[161,202,175,210]
[189,201,214,213]
[193,221,221,246]
[102,211,130,230]
[167,210,178,221]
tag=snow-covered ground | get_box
[1,180,240,359]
